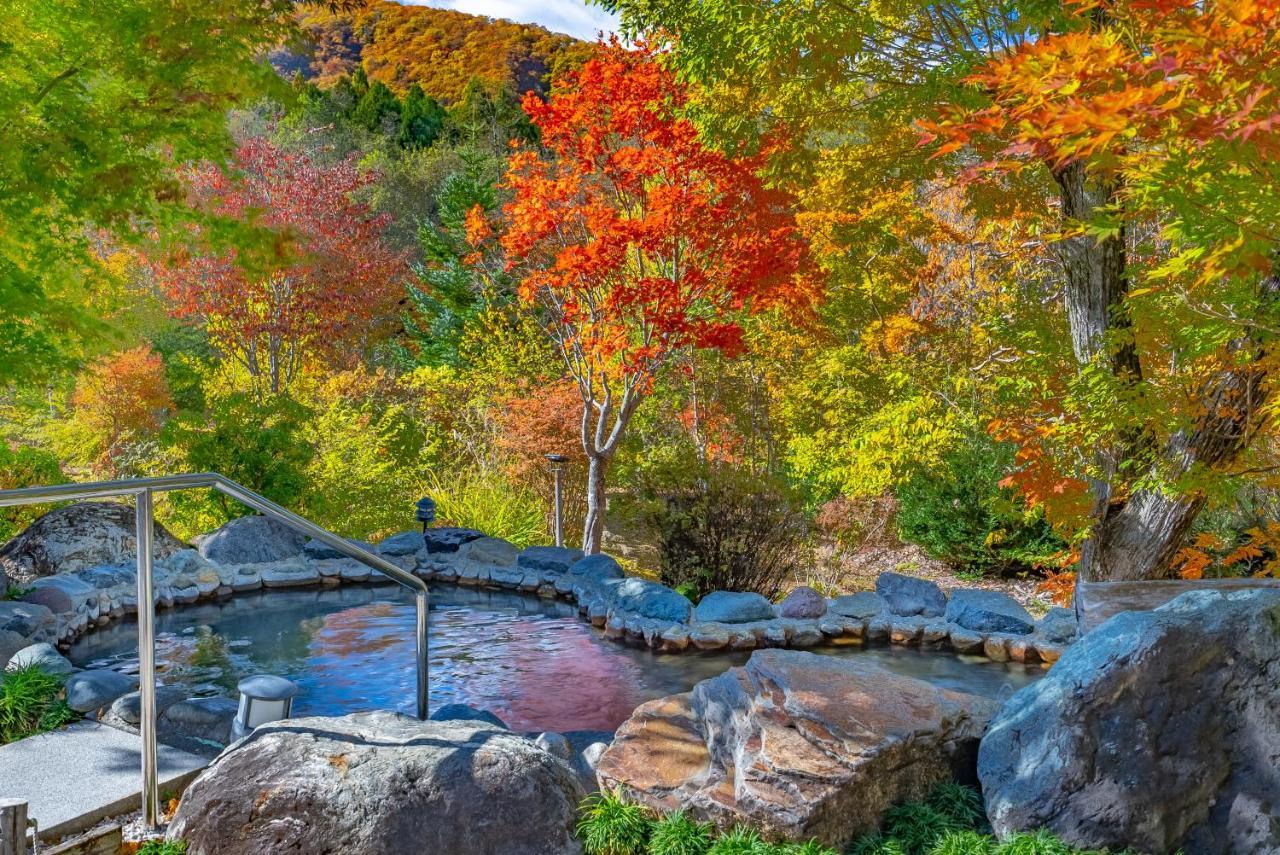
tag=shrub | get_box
[929,830,995,855]
[847,835,908,855]
[814,494,898,551]
[648,810,712,855]
[895,438,1064,576]
[642,465,812,601]
[163,392,314,530]
[0,443,67,542]
[426,469,549,547]
[577,791,652,855]
[882,802,961,855]
[705,825,771,855]
[927,783,986,829]
[0,666,77,744]
[992,831,1073,855]
[135,840,188,855]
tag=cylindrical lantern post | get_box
[231,675,300,741]
[544,454,567,547]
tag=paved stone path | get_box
[0,721,206,840]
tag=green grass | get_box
[648,810,713,855]
[578,791,653,855]
[576,784,1140,855]
[136,841,188,855]
[0,665,78,744]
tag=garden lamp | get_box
[231,674,299,741]
[545,454,568,547]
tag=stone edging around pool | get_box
[22,524,1075,668]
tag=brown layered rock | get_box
[597,649,998,847]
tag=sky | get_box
[403,0,620,41]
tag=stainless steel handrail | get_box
[0,473,431,831]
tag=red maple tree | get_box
[154,138,408,394]
[481,41,817,552]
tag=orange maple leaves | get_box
[921,0,1280,171]
[485,40,817,379]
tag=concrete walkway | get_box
[0,721,207,840]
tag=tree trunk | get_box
[582,453,609,554]
[1079,255,1280,580]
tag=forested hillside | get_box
[276,1,595,103]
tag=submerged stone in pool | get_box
[68,585,1042,732]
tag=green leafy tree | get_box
[1,0,295,382]
[398,84,447,149]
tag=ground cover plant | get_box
[0,666,78,744]
[578,786,1154,855]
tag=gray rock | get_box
[0,601,56,639]
[106,686,188,725]
[777,586,827,619]
[875,572,947,617]
[77,563,136,589]
[65,669,138,712]
[375,531,424,557]
[20,585,73,615]
[0,630,29,670]
[161,696,240,749]
[422,526,485,554]
[259,558,319,588]
[429,703,508,729]
[0,502,183,583]
[599,650,997,847]
[979,589,1280,855]
[945,589,1035,635]
[518,546,586,574]
[29,573,98,610]
[198,516,306,566]
[455,536,520,567]
[568,554,625,583]
[168,712,584,855]
[694,591,774,624]
[303,538,374,560]
[610,578,692,624]
[828,591,886,619]
[5,642,73,675]
[535,731,574,762]
[1037,606,1078,644]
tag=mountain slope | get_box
[281,1,595,103]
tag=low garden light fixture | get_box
[416,496,437,533]
[545,454,569,547]
[231,674,299,741]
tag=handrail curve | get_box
[0,472,431,831]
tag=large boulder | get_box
[168,712,585,855]
[694,591,775,624]
[0,502,183,583]
[1036,606,1079,644]
[945,589,1035,635]
[597,649,997,847]
[374,532,423,557]
[198,516,306,566]
[610,578,692,624]
[979,589,1280,855]
[875,571,947,617]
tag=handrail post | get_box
[135,488,161,830]
[415,590,429,720]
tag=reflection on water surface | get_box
[69,585,1041,732]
